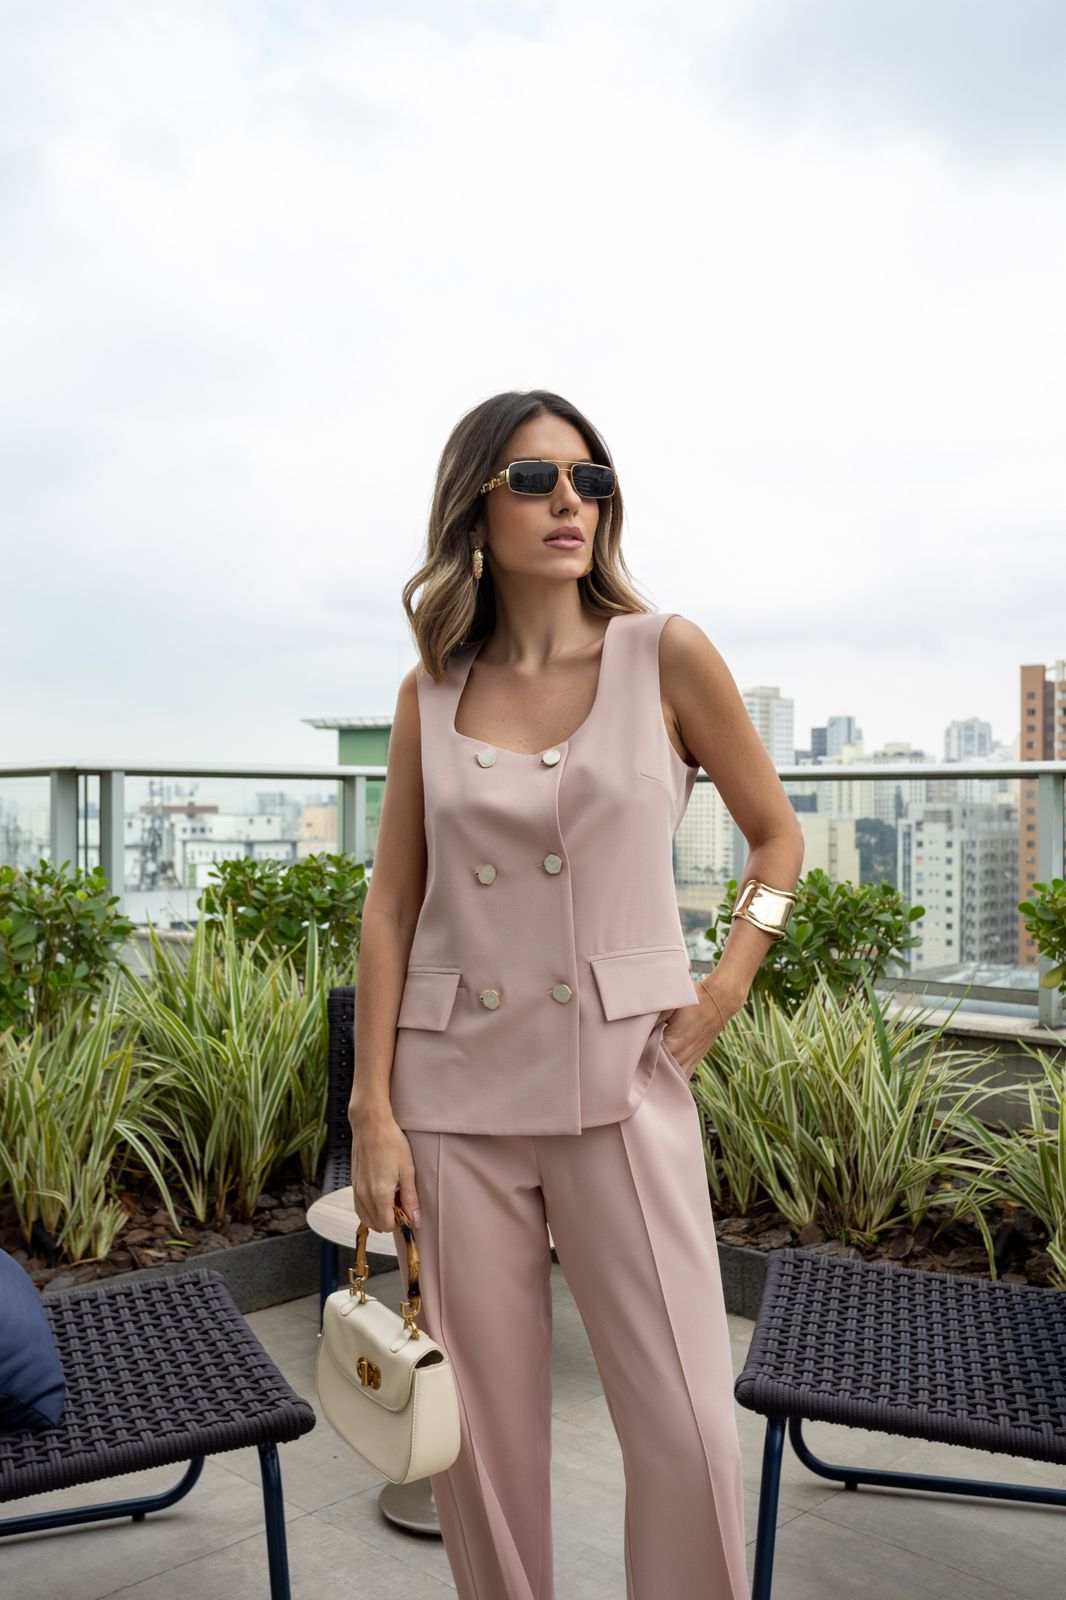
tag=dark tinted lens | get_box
[570,463,615,498]
[508,461,560,495]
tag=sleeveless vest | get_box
[387,609,699,1135]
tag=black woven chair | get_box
[734,1248,1066,1599]
[0,1268,316,1599]
[318,984,357,1315]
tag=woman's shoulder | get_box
[629,607,701,645]
[651,612,719,691]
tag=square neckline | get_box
[450,613,622,758]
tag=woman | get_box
[350,389,804,1600]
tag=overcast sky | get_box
[3,0,1064,773]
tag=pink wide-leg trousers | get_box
[392,1026,751,1600]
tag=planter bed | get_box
[4,1171,1058,1316]
[1,1169,348,1313]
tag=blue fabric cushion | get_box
[0,1249,67,1430]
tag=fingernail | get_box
[411,1210,422,1225]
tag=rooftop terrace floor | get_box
[3,1265,1062,1598]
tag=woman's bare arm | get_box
[660,615,805,1011]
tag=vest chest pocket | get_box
[589,944,697,1021]
[396,967,463,1031]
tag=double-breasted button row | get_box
[474,855,564,885]
[475,746,561,767]
[477,982,573,1008]
[469,742,567,1011]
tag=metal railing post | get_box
[1037,770,1065,1030]
[49,768,78,872]
[99,769,126,909]
[340,773,367,864]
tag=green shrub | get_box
[1018,876,1066,991]
[0,858,135,1038]
[116,908,330,1225]
[0,979,176,1262]
[198,852,366,980]
[947,1042,1066,1289]
[692,972,1001,1249]
[705,868,924,1012]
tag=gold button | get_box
[541,747,561,766]
[479,988,502,1010]
[549,983,573,1004]
[476,747,497,767]
[542,853,563,875]
[476,864,497,885]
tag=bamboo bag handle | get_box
[349,1202,423,1337]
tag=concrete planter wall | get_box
[42,1229,325,1313]
[42,1225,773,1319]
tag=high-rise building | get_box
[743,686,794,769]
[794,812,861,885]
[900,801,1019,969]
[674,782,735,888]
[945,718,992,761]
[826,714,862,759]
[1018,660,1066,963]
[785,744,932,830]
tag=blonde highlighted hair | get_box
[403,389,651,680]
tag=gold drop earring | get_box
[471,544,483,582]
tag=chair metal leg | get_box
[751,1419,785,1600]
[788,1416,1066,1507]
[0,1458,205,1538]
[319,1239,340,1322]
[258,1443,292,1600]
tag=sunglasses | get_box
[479,459,617,499]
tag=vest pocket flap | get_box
[590,945,695,1021]
[396,967,462,1030]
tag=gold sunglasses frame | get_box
[478,459,617,499]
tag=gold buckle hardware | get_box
[401,1296,423,1338]
[356,1356,382,1389]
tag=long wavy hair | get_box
[403,389,652,679]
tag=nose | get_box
[553,469,583,515]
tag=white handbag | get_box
[315,1202,461,1484]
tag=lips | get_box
[544,531,584,545]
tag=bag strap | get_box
[350,1202,423,1337]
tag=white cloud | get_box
[1,0,1063,773]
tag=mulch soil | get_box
[3,1163,323,1295]
[711,1201,1058,1286]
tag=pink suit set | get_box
[386,609,751,1600]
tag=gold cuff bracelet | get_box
[731,878,797,942]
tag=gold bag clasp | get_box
[356,1355,382,1389]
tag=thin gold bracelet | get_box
[696,972,728,1032]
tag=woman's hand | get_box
[350,1107,422,1233]
[659,975,744,1080]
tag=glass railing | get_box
[1,757,1063,1029]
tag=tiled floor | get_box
[2,1266,1063,1597]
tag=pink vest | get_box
[387,609,699,1135]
